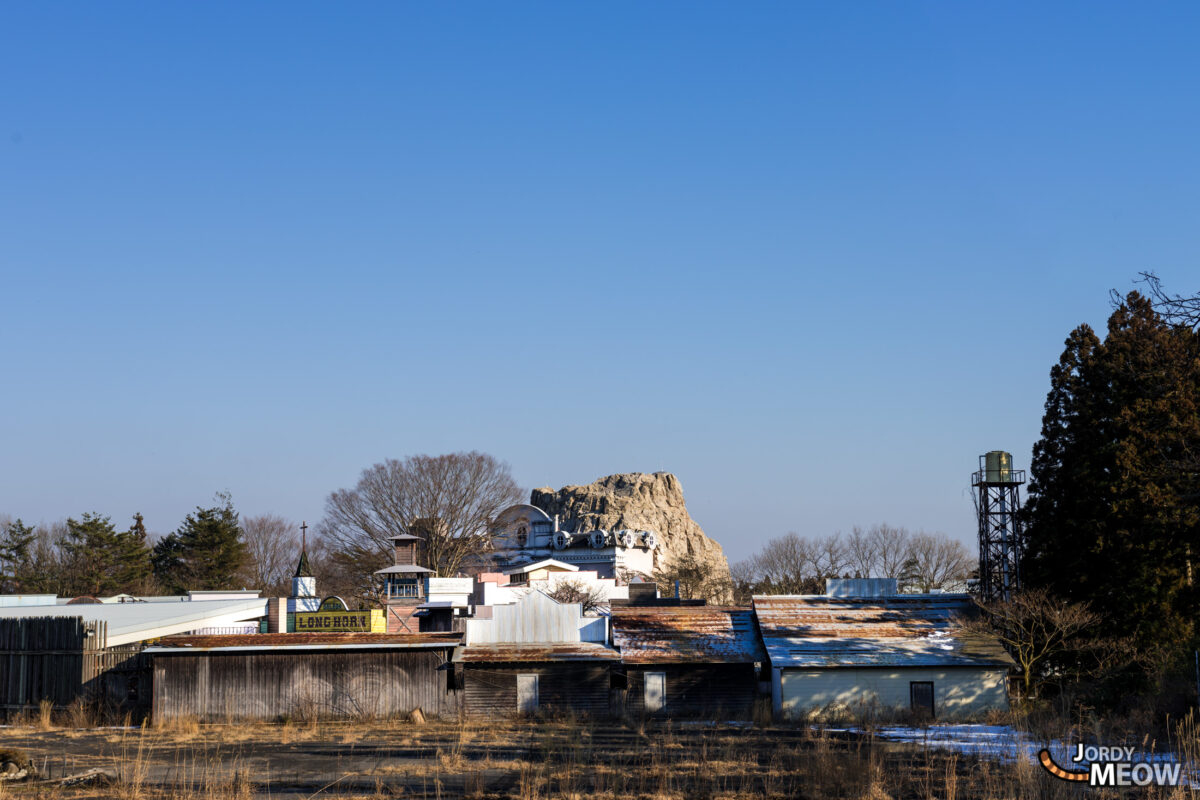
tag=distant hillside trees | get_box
[731,525,972,602]
[1023,287,1200,653]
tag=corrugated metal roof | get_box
[452,642,621,663]
[752,594,1015,669]
[147,632,461,652]
[0,599,268,647]
[611,606,765,664]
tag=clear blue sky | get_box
[2,3,1198,562]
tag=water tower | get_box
[971,451,1025,603]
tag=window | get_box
[516,525,528,547]
[388,577,420,598]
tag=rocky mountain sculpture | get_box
[530,472,732,594]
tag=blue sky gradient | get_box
[3,3,1198,560]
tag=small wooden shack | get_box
[456,590,617,716]
[610,606,764,717]
[455,642,620,716]
[146,632,462,721]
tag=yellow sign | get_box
[294,609,385,633]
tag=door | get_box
[910,681,934,718]
[517,674,539,714]
[644,672,665,713]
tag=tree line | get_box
[0,453,525,602]
[728,525,973,603]
[0,494,304,598]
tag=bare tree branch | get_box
[319,452,524,580]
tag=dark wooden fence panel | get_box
[0,618,87,710]
[153,648,460,721]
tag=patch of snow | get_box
[816,723,1198,786]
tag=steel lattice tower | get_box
[972,451,1025,603]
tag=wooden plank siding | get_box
[152,649,460,721]
[0,618,147,715]
[619,664,757,719]
[462,663,610,717]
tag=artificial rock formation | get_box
[530,472,732,593]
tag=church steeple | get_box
[292,521,316,598]
[294,521,313,578]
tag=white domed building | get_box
[489,504,657,580]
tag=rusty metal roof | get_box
[452,642,621,663]
[752,594,1014,669]
[611,606,765,664]
[146,632,462,653]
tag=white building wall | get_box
[465,591,587,644]
[779,666,1009,720]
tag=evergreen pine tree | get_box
[0,519,37,593]
[1024,291,1200,651]
[114,513,153,593]
[153,494,249,593]
[62,513,124,596]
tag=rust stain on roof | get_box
[453,642,621,663]
[751,595,1014,669]
[155,632,462,649]
[611,606,765,664]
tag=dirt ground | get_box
[0,717,1119,799]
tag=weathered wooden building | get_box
[146,632,462,721]
[753,591,1014,720]
[610,606,764,717]
[455,642,620,716]
[456,590,618,716]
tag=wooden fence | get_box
[0,617,149,715]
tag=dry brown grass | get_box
[0,713,1189,799]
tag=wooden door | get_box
[644,672,665,713]
[910,681,934,718]
[517,674,538,714]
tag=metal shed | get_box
[146,632,462,721]
[753,594,1014,720]
[610,606,765,718]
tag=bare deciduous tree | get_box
[900,532,973,593]
[749,532,821,594]
[845,526,875,579]
[870,524,912,579]
[961,588,1100,698]
[1127,271,1200,331]
[815,532,848,578]
[543,578,607,614]
[241,514,301,595]
[737,525,973,598]
[319,452,524,579]
[654,551,733,602]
